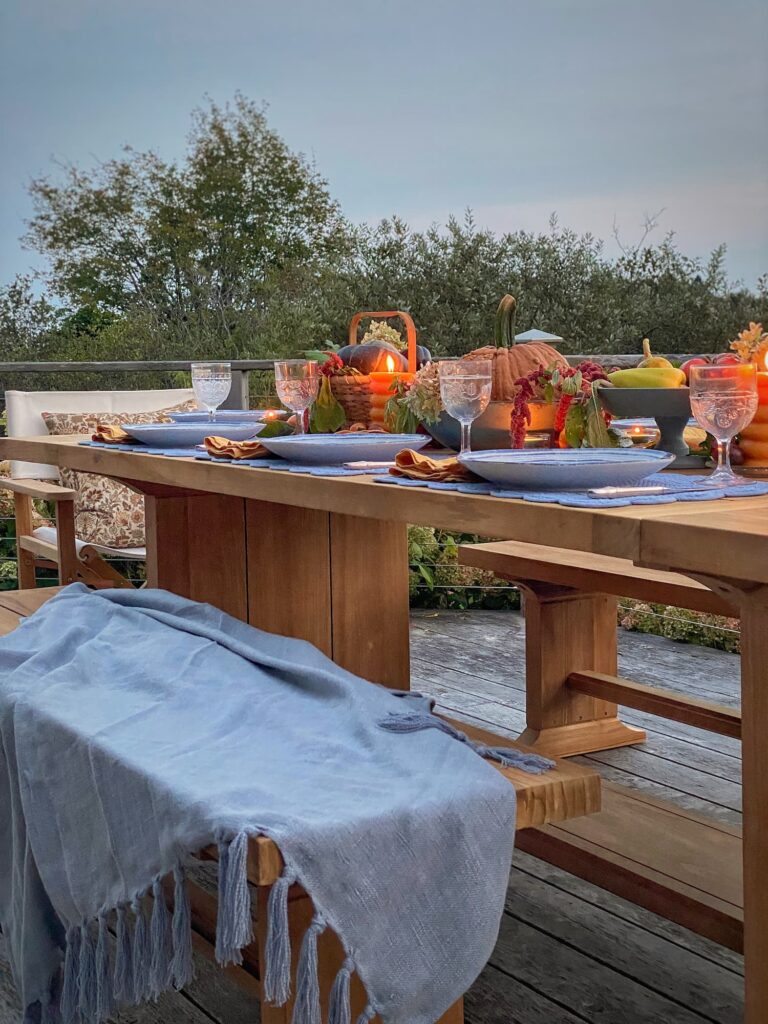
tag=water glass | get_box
[438,360,493,454]
[191,362,232,421]
[689,363,758,487]
[274,360,320,435]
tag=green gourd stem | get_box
[493,294,517,348]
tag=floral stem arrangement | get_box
[509,361,617,448]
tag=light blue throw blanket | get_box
[0,585,546,1024]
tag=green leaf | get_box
[309,375,346,433]
[564,403,586,448]
[584,392,617,448]
[258,419,294,438]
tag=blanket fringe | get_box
[95,914,114,1020]
[78,923,97,1020]
[355,1007,375,1024]
[131,896,151,1003]
[60,926,80,1024]
[291,914,325,1024]
[149,878,172,997]
[113,904,133,1004]
[215,832,253,965]
[328,957,354,1024]
[263,867,296,1005]
[378,710,555,774]
[170,865,194,990]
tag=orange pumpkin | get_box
[462,342,568,401]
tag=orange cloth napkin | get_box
[203,436,270,460]
[390,449,478,483]
[92,424,132,444]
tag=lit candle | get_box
[368,355,415,426]
[740,352,768,468]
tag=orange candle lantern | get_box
[733,324,768,468]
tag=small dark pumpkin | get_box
[336,340,408,374]
[415,345,432,368]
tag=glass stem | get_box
[208,407,214,422]
[460,421,471,455]
[295,409,305,435]
[716,437,729,475]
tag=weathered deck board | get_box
[0,609,744,1023]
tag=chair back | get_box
[5,388,196,480]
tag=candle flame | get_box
[385,354,395,372]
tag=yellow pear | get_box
[638,337,674,369]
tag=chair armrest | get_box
[0,477,76,501]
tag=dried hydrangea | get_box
[401,362,443,424]
[361,320,405,350]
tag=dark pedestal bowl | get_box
[598,386,706,468]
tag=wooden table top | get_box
[4,434,768,584]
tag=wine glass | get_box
[191,362,232,422]
[274,360,320,435]
[438,360,493,455]
[689,363,758,487]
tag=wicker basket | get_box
[330,311,418,430]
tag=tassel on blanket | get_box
[378,711,555,774]
[96,913,115,1021]
[60,926,81,1024]
[355,1006,376,1024]
[263,867,296,1006]
[113,904,133,1004]
[328,957,354,1024]
[291,915,325,1024]
[215,832,253,966]
[149,878,172,997]
[78,922,97,1020]
[170,865,194,990]
[131,897,151,1003]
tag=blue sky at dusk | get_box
[1,0,766,288]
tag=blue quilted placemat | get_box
[77,440,385,475]
[372,472,768,507]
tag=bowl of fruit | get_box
[597,340,709,468]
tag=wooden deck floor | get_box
[0,610,744,1023]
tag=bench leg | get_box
[517,581,646,757]
[257,886,463,1024]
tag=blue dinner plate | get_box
[258,433,429,465]
[458,448,675,490]
[121,421,264,448]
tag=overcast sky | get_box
[1,0,766,290]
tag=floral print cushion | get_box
[42,400,198,549]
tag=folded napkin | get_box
[391,448,479,483]
[91,423,131,444]
[204,435,269,460]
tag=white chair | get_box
[1,388,195,588]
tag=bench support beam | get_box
[516,581,646,758]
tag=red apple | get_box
[713,353,741,366]
[680,356,709,383]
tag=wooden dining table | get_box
[3,433,768,1022]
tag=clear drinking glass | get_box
[689,363,758,487]
[438,360,493,455]
[191,362,232,421]
[274,360,320,435]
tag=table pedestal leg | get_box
[145,494,410,690]
[516,581,645,757]
[737,590,768,1023]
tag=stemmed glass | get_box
[689,363,758,487]
[274,360,320,435]
[191,362,232,422]
[438,360,493,455]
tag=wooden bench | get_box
[458,539,743,951]
[0,587,601,1023]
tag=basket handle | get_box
[347,311,417,373]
